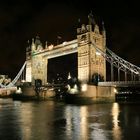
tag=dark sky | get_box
[0,0,140,78]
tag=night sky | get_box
[0,0,140,78]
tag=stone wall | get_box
[80,85,115,102]
[80,85,97,97]
[32,54,48,85]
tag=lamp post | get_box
[96,51,101,82]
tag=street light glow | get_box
[96,51,101,56]
[114,88,117,93]
[81,84,87,92]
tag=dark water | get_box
[0,99,140,140]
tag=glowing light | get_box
[68,84,78,94]
[68,73,71,79]
[74,84,78,90]
[49,88,54,91]
[114,88,117,93]
[21,80,26,83]
[63,41,67,45]
[16,87,22,94]
[48,44,54,50]
[67,84,71,90]
[96,51,101,56]
[81,40,85,43]
[70,88,78,94]
[81,84,87,92]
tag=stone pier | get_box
[80,85,115,102]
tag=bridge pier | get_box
[79,84,115,102]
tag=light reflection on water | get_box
[112,103,121,140]
[0,98,140,140]
[65,106,88,140]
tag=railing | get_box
[98,81,140,87]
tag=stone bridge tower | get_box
[77,15,106,83]
[25,36,48,85]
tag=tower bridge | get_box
[1,14,140,101]
[26,18,107,85]
[24,14,140,88]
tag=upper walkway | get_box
[33,39,78,59]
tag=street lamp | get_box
[96,51,101,82]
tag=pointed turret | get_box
[31,38,36,52]
[35,36,43,51]
[102,21,106,47]
[94,24,100,34]
[87,11,96,32]
[45,41,48,49]
[88,11,95,25]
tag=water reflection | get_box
[65,106,72,139]
[112,103,121,140]
[89,104,111,140]
[80,106,88,140]
[0,99,22,140]
[65,106,88,140]
[0,99,140,140]
[19,102,33,140]
[19,101,56,140]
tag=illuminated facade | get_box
[26,16,106,85]
[77,22,106,82]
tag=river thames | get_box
[0,98,140,140]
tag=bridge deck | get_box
[98,81,140,87]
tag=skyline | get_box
[0,0,140,78]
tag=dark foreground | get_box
[0,98,140,140]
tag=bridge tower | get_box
[25,37,48,85]
[77,14,106,83]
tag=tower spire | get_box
[31,38,36,52]
[102,21,106,47]
[88,11,95,25]
[102,21,105,32]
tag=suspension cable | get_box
[91,41,140,76]
[0,61,27,88]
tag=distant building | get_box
[0,75,11,86]
[0,75,8,83]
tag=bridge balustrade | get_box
[98,81,140,87]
